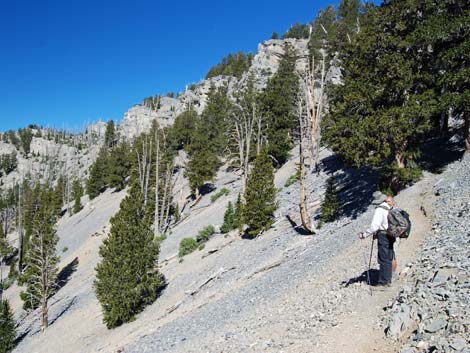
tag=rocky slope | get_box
[4,145,467,353]
[382,154,470,353]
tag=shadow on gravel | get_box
[200,183,217,196]
[15,330,29,346]
[157,275,169,298]
[418,131,464,174]
[321,155,379,220]
[341,269,379,287]
[55,257,79,293]
[285,215,314,236]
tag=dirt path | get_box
[310,173,436,353]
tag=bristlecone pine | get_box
[0,299,16,353]
[243,149,277,237]
[94,184,162,329]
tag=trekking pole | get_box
[367,237,375,295]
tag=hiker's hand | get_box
[373,233,378,240]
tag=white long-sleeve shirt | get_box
[364,202,391,238]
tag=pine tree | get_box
[319,177,340,226]
[170,107,197,151]
[411,0,469,150]
[220,201,235,234]
[20,187,59,331]
[0,299,16,353]
[94,185,161,329]
[185,144,220,196]
[233,193,244,234]
[243,150,277,237]
[72,179,83,214]
[260,44,299,165]
[52,175,65,215]
[86,148,108,199]
[104,120,116,148]
[323,1,435,191]
[105,141,132,190]
[309,5,337,55]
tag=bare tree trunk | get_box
[298,101,314,234]
[136,136,152,206]
[313,53,326,168]
[18,187,24,273]
[154,130,160,236]
[465,114,470,154]
[159,165,171,232]
[163,166,173,232]
[41,287,48,331]
[395,153,406,169]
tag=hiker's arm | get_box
[363,209,383,238]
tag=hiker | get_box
[358,192,395,287]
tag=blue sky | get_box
[0,0,367,132]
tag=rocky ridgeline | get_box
[0,129,103,189]
[118,38,330,140]
[383,155,470,353]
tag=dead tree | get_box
[297,98,314,234]
[153,128,175,236]
[22,196,59,332]
[229,81,264,191]
[136,136,153,206]
[307,51,327,170]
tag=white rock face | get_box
[248,38,310,89]
[87,121,107,139]
[0,37,339,191]
[119,104,173,141]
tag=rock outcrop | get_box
[383,155,470,352]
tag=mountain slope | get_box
[6,148,466,353]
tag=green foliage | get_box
[185,86,230,194]
[169,107,197,151]
[282,23,310,39]
[72,179,83,214]
[319,177,340,225]
[94,185,161,329]
[0,300,16,353]
[195,85,232,156]
[210,188,230,202]
[323,1,440,191]
[284,172,299,187]
[206,52,253,79]
[260,44,299,165]
[243,150,277,237]
[309,5,337,54]
[178,237,198,257]
[220,202,235,234]
[196,225,216,243]
[143,95,161,111]
[53,175,65,215]
[87,140,132,199]
[86,148,108,199]
[0,152,17,176]
[173,204,180,224]
[20,187,59,312]
[104,120,116,148]
[105,141,132,190]
[271,32,279,39]
[18,128,33,155]
[233,193,244,234]
[185,145,220,195]
[4,130,20,149]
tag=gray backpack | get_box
[379,206,411,238]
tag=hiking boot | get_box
[372,282,391,291]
